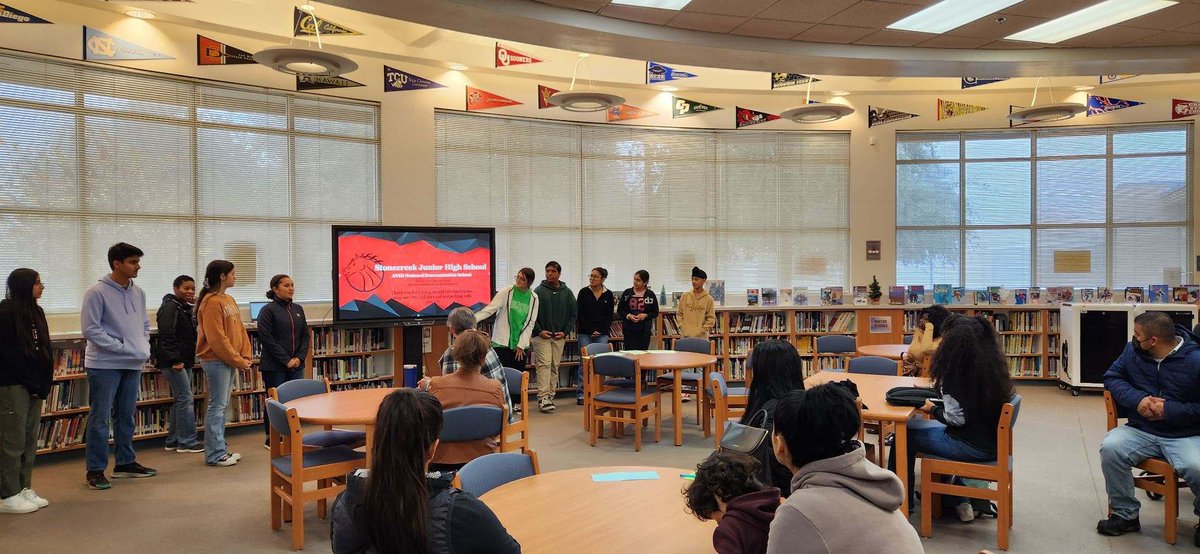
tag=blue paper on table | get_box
[591,471,660,482]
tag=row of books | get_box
[1009,358,1043,378]
[529,342,583,367]
[795,311,857,333]
[331,379,393,392]
[882,284,1200,306]
[1002,335,1041,355]
[312,327,390,355]
[659,314,725,336]
[728,313,788,334]
[729,337,767,356]
[312,355,393,381]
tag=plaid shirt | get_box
[439,346,514,419]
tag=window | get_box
[0,52,380,312]
[435,111,850,293]
[896,125,1192,288]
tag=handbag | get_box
[886,386,940,407]
[719,399,776,486]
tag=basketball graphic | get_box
[342,253,385,293]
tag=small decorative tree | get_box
[868,275,883,304]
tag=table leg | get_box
[364,423,375,466]
[895,419,909,517]
[674,369,683,446]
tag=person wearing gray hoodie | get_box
[766,384,924,554]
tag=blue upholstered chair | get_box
[589,354,660,451]
[440,405,505,465]
[501,367,530,452]
[453,450,540,497]
[903,334,914,345]
[582,342,622,433]
[815,334,856,371]
[656,336,712,423]
[706,371,748,447]
[848,355,900,376]
[270,378,367,449]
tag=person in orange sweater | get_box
[426,330,506,471]
[195,260,252,468]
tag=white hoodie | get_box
[475,285,540,350]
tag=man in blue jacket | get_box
[1098,311,1200,545]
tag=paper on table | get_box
[591,471,660,482]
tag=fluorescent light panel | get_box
[611,0,692,9]
[1006,0,1177,44]
[888,0,1023,34]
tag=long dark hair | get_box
[741,339,806,423]
[930,315,1013,428]
[5,269,50,361]
[195,260,234,313]
[365,389,444,553]
[923,304,952,339]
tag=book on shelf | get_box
[1149,284,1169,303]
[826,312,856,333]
[660,313,681,336]
[988,286,1003,305]
[792,289,809,306]
[973,290,988,305]
[852,286,868,306]
[762,288,778,307]
[1098,287,1114,303]
[888,286,905,305]
[672,291,684,308]
[951,287,966,305]
[780,288,793,306]
[312,327,389,355]
[824,287,843,306]
[52,346,86,378]
[1187,285,1200,304]
[707,280,726,306]
[932,284,951,305]
[1080,288,1096,303]
[1173,286,1190,304]
[1125,287,1145,303]
[1013,289,1027,305]
[1028,287,1042,305]
[746,289,760,307]
[907,285,925,305]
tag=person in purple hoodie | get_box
[685,451,780,554]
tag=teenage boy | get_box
[678,266,716,339]
[81,243,156,490]
[531,261,577,413]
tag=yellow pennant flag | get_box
[937,99,987,121]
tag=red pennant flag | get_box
[735,107,781,128]
[495,43,542,68]
[466,86,521,111]
[1172,99,1200,120]
[607,104,657,122]
[537,85,559,109]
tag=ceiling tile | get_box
[998,0,1095,19]
[791,23,876,43]
[681,0,780,17]
[1176,21,1200,33]
[1122,3,1200,31]
[854,29,930,46]
[1058,25,1160,47]
[730,18,814,39]
[533,0,610,12]
[917,34,995,49]
[756,0,860,24]
[1121,31,1200,46]
[598,4,678,25]
[949,13,1047,39]
[980,39,1047,49]
[667,11,749,32]
[823,1,925,28]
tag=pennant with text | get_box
[294,7,361,36]
[297,74,364,91]
[1087,94,1143,116]
[537,84,559,109]
[735,107,780,128]
[937,99,987,121]
[496,43,542,68]
[0,3,50,24]
[770,73,818,89]
[197,35,256,65]
[672,96,720,118]
[607,104,656,122]
[1173,99,1200,120]
[383,66,445,92]
[647,61,697,84]
[961,77,1008,89]
[84,27,173,61]
[466,86,521,111]
[868,106,917,127]
[1100,75,1139,84]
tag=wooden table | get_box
[480,466,714,552]
[603,351,719,446]
[285,387,396,463]
[804,371,931,516]
[856,343,909,360]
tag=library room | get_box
[2,0,1199,552]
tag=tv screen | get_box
[332,226,496,325]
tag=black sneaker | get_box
[112,462,157,479]
[163,442,178,451]
[86,471,111,490]
[539,398,555,413]
[1194,523,1200,548]
[176,443,204,453]
[1096,514,1140,536]
[576,396,584,406]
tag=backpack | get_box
[718,399,777,487]
[886,386,940,407]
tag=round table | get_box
[856,344,909,360]
[480,466,714,552]
[285,387,397,463]
[618,351,719,446]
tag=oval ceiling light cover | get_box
[253,46,358,77]
[547,91,625,112]
[780,104,855,124]
[1007,102,1086,124]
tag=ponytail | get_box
[195,260,235,314]
[365,389,443,553]
[266,273,289,301]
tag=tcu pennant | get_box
[1173,99,1200,120]
[496,43,542,68]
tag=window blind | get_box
[0,52,380,312]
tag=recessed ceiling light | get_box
[299,4,316,12]
[611,0,693,9]
[1006,0,1177,44]
[125,9,156,19]
[659,85,678,92]
[888,0,1022,34]
[1074,85,1095,91]
[830,90,850,97]
[448,63,468,71]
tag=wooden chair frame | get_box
[706,373,748,447]
[589,356,661,452]
[501,370,530,453]
[581,344,617,432]
[1104,390,1186,545]
[267,377,366,451]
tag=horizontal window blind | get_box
[0,52,380,312]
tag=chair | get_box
[656,337,711,424]
[269,378,367,449]
[848,355,901,376]
[581,343,618,432]
[815,335,856,371]
[267,399,366,551]
[919,395,1022,551]
[1104,390,1186,545]
[441,405,506,465]
[589,354,661,451]
[501,367,530,453]
[453,450,541,497]
[707,371,748,447]
[903,334,914,345]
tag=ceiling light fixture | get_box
[781,75,854,124]
[1074,85,1095,91]
[659,85,678,92]
[830,90,850,97]
[1006,0,1177,44]
[448,63,468,71]
[888,0,1022,34]
[1008,77,1087,124]
[611,0,693,9]
[253,5,357,77]
[546,53,625,113]
[125,9,156,19]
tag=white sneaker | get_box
[0,494,38,514]
[955,502,976,523]
[19,489,48,508]
[207,453,240,467]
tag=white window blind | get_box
[0,52,380,312]
[896,124,1192,288]
[435,111,850,294]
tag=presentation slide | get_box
[334,227,494,323]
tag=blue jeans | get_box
[1101,424,1200,520]
[85,368,141,472]
[576,334,609,397]
[161,367,198,447]
[261,369,304,437]
[889,418,993,507]
[202,361,234,464]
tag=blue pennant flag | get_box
[1087,95,1144,116]
[961,77,1008,89]
[84,27,173,60]
[383,66,445,92]
[647,61,697,84]
[0,4,51,24]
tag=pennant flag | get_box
[735,107,781,128]
[496,43,542,68]
[607,104,656,122]
[1100,75,1139,84]
[84,27,173,61]
[1172,99,1200,120]
[297,74,364,91]
[1087,94,1143,117]
[936,99,987,121]
[197,35,256,66]
[0,4,51,24]
[647,61,697,84]
[868,106,917,128]
[466,86,520,111]
[961,77,1009,89]
[383,66,445,92]
[1008,105,1032,128]
[770,73,818,89]
[672,96,721,118]
[537,84,559,109]
[294,7,361,37]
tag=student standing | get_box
[257,274,310,447]
[475,268,539,373]
[678,266,716,339]
[531,261,576,413]
[618,270,659,351]
[195,260,250,467]
[0,269,53,513]
[575,267,614,404]
[154,275,203,454]
[82,243,156,490]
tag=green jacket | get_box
[533,280,577,335]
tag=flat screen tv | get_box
[332,226,496,326]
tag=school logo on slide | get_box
[341,253,385,293]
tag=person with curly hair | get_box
[684,451,779,554]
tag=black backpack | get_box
[718,399,777,488]
[886,386,940,407]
